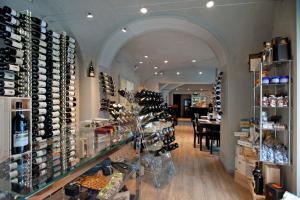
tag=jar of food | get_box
[269,95,277,107]
[262,42,273,65]
[262,96,269,107]
[270,76,280,84]
[277,96,284,107]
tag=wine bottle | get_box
[66,97,76,102]
[0,15,20,26]
[32,87,46,94]
[33,115,45,123]
[0,31,22,42]
[32,38,47,48]
[0,71,17,80]
[66,36,75,44]
[4,39,23,49]
[0,55,23,65]
[0,24,13,32]
[2,6,19,17]
[32,59,46,67]
[32,149,47,158]
[47,111,60,118]
[32,45,46,54]
[47,30,59,39]
[66,107,76,112]
[32,108,46,115]
[32,31,46,41]
[31,17,47,28]
[65,113,75,118]
[31,24,46,34]
[11,101,29,154]
[0,64,21,72]
[66,91,75,96]
[32,101,47,108]
[66,118,75,124]
[0,47,24,58]
[32,162,47,172]
[32,94,46,101]
[32,73,47,81]
[0,88,18,96]
[0,80,18,88]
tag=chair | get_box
[192,120,200,148]
[207,124,220,154]
[197,123,208,151]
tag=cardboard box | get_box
[263,165,281,185]
[234,170,251,191]
[235,155,247,175]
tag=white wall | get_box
[271,0,297,194]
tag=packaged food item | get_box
[279,76,289,84]
[269,95,277,107]
[270,76,280,84]
[262,77,270,85]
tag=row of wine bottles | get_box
[99,72,115,96]
[213,72,223,115]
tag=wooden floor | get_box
[139,125,251,200]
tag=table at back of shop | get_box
[197,119,221,151]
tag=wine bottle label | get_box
[9,17,18,25]
[40,27,46,34]
[37,95,46,101]
[69,145,76,150]
[38,60,46,67]
[52,105,60,111]
[39,102,47,108]
[52,74,60,80]
[52,124,60,130]
[68,108,76,112]
[38,88,46,94]
[52,99,60,105]
[52,62,60,68]
[52,93,60,98]
[52,44,60,50]
[9,170,18,178]
[67,54,75,59]
[4,26,12,33]
[14,49,24,58]
[52,136,60,142]
[35,142,47,150]
[39,54,46,61]
[38,81,46,87]
[38,123,44,129]
[52,117,60,123]
[9,162,18,170]
[38,40,47,47]
[67,86,75,91]
[52,38,60,45]
[36,150,46,157]
[40,33,46,40]
[34,137,43,142]
[53,130,60,136]
[39,163,47,170]
[3,80,15,88]
[15,57,23,65]
[38,74,47,81]
[67,103,75,107]
[39,116,45,122]
[69,65,75,70]
[52,80,59,87]
[11,41,23,49]
[51,31,60,39]
[34,157,43,164]
[52,111,59,117]
[52,68,60,75]
[38,47,46,54]
[52,56,59,62]
[68,43,75,49]
[67,91,75,96]
[2,89,15,95]
[11,178,18,183]
[70,75,75,80]
[52,50,59,56]
[38,109,47,115]
[7,64,20,72]
[10,9,17,17]
[10,32,21,42]
[38,130,45,136]
[13,131,28,147]
[52,87,59,93]
[69,151,76,156]
[1,71,15,80]
[69,70,75,75]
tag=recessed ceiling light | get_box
[154,72,158,75]
[192,60,197,63]
[206,1,214,8]
[187,88,191,91]
[121,28,127,33]
[175,88,178,91]
[164,60,168,64]
[154,66,158,69]
[144,56,148,58]
[200,88,203,91]
[198,71,203,75]
[86,12,94,18]
[139,61,143,64]
[140,7,148,14]
[160,72,164,75]
[176,72,181,75]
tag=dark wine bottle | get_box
[32,31,46,41]
[0,88,19,96]
[0,80,20,88]
[0,24,12,32]
[11,101,29,154]
[88,61,95,77]
[47,30,60,39]
[66,97,76,101]
[2,6,19,17]
[0,55,23,65]
[0,47,24,58]
[0,31,22,41]
[4,39,23,49]
[0,15,20,26]
[31,17,47,28]
[66,107,76,112]
[31,24,46,34]
[32,45,46,54]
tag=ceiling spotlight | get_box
[139,61,143,64]
[164,60,168,64]
[86,12,94,18]
[144,56,148,58]
[187,88,191,91]
[192,60,197,63]
[198,71,203,75]
[140,7,148,14]
[160,72,164,75]
[154,72,158,75]
[175,88,178,91]
[121,28,127,33]
[176,72,181,75]
[206,1,215,8]
[154,66,158,69]
[200,88,203,91]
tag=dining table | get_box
[197,118,221,150]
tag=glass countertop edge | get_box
[1,136,135,199]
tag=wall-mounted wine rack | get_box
[0,5,78,191]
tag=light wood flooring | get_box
[139,125,251,200]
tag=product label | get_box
[4,89,15,95]
[39,47,46,54]
[53,130,60,136]
[38,61,46,67]
[15,50,24,58]
[8,64,20,72]
[52,81,59,87]
[53,44,59,50]
[3,81,15,88]
[53,69,60,74]
[53,74,60,80]
[39,54,46,60]
[40,33,46,40]
[53,38,60,45]
[39,109,46,115]
[11,33,21,41]
[36,150,46,157]
[12,41,23,49]
[4,72,15,80]
[52,117,59,123]
[38,88,46,94]
[15,58,23,65]
[38,116,45,122]
[38,81,46,87]
[52,112,59,117]
[38,95,46,101]
[5,26,12,33]
[10,17,17,25]
[38,74,47,81]
[39,163,47,170]
[13,131,28,147]
[53,93,60,98]
[39,40,47,48]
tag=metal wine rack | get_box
[60,32,77,172]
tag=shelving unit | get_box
[253,60,292,165]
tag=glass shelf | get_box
[262,60,292,67]
[254,125,287,132]
[11,109,32,112]
[253,106,289,109]
[253,83,289,89]
[0,136,134,199]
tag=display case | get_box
[253,60,292,165]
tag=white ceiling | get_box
[1,0,278,84]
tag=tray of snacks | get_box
[74,172,112,191]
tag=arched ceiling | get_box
[116,29,219,82]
